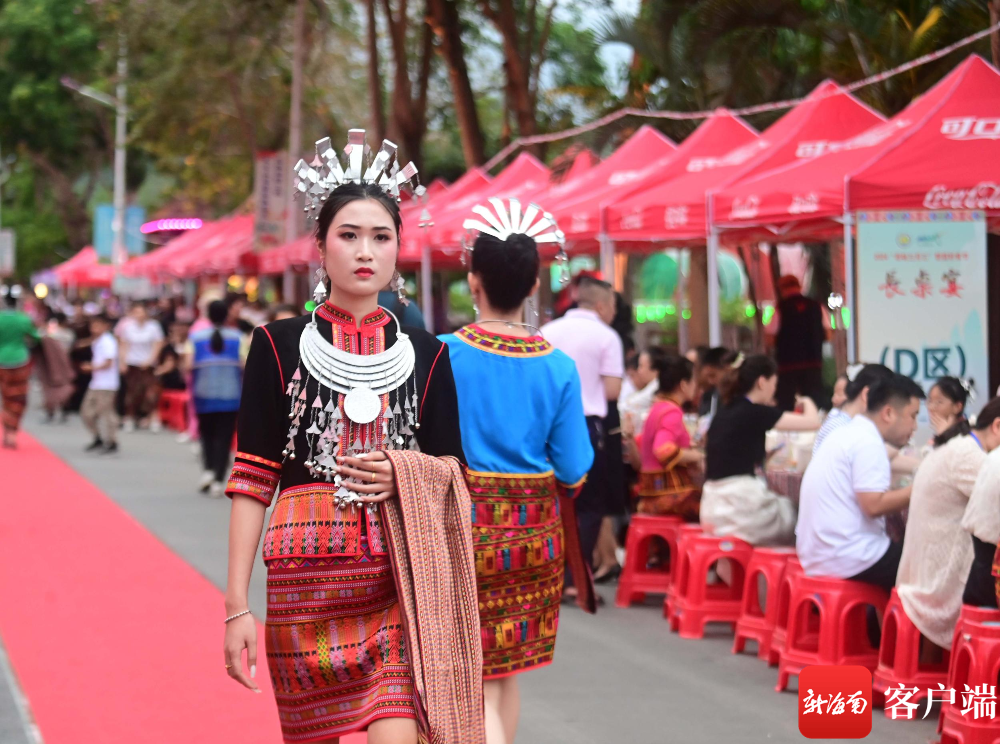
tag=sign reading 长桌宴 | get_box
[856,210,988,415]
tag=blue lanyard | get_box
[971,432,984,451]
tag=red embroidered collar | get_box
[318,302,390,331]
[456,324,552,357]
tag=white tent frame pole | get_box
[599,233,615,287]
[843,211,857,363]
[707,228,722,346]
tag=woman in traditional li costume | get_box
[223,130,484,744]
[636,355,703,520]
[440,198,594,743]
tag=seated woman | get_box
[962,421,1000,608]
[927,376,974,447]
[813,364,893,453]
[896,398,1000,649]
[701,354,821,546]
[636,355,703,520]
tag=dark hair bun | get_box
[471,232,540,313]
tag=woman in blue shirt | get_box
[190,300,243,496]
[441,198,593,744]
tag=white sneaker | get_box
[199,470,215,492]
[150,420,162,433]
[175,431,192,444]
[123,419,136,433]
[210,482,225,498]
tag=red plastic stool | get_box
[158,390,190,432]
[733,547,797,661]
[940,615,1000,743]
[767,557,804,666]
[668,533,754,639]
[615,515,684,608]
[873,588,950,715]
[940,606,1000,733]
[776,574,889,692]
[663,525,705,619]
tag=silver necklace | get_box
[476,319,542,336]
[299,307,415,424]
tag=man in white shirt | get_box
[542,277,625,574]
[117,302,165,430]
[797,373,925,591]
[81,314,121,454]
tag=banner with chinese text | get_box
[254,151,288,252]
[857,210,988,405]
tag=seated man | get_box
[797,373,925,590]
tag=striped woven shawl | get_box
[383,451,486,744]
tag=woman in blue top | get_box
[190,300,243,496]
[441,198,593,744]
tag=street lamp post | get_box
[61,34,127,284]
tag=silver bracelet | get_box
[224,609,252,624]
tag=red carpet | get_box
[0,434,283,743]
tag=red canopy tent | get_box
[400,153,550,266]
[710,80,885,230]
[52,247,114,288]
[848,55,1000,229]
[123,222,224,281]
[711,58,970,243]
[605,110,761,245]
[167,215,255,278]
[544,125,677,250]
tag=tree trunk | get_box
[380,0,431,169]
[427,0,485,166]
[27,151,93,250]
[481,0,536,138]
[366,0,386,143]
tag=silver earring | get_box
[313,265,328,305]
[528,296,537,316]
[392,270,409,306]
[473,302,480,319]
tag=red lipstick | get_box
[354,268,374,278]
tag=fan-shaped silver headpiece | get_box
[293,129,423,217]
[461,197,570,284]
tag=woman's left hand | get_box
[337,451,398,503]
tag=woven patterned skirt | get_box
[636,468,700,520]
[0,363,31,432]
[265,537,415,743]
[467,470,565,679]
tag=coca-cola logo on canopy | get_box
[664,206,688,228]
[686,140,768,172]
[924,183,1000,210]
[608,170,645,186]
[729,196,760,220]
[941,117,1000,141]
[788,193,820,214]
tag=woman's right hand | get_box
[223,613,261,693]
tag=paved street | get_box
[0,407,939,743]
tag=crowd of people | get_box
[1,165,998,742]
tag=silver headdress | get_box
[461,197,570,285]
[293,129,423,217]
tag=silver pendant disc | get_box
[343,386,381,424]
